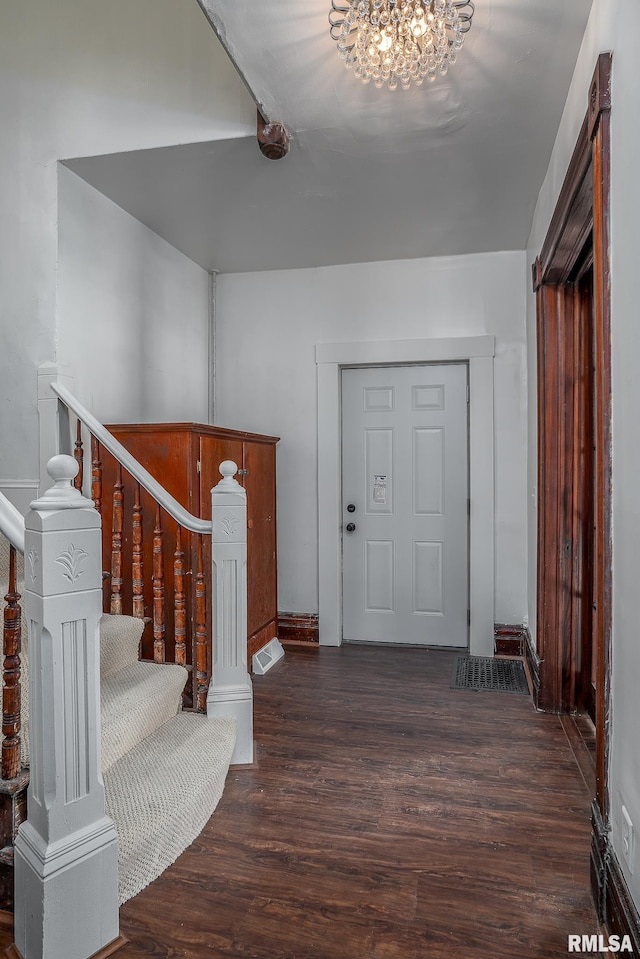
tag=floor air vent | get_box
[252,638,285,676]
[451,656,529,695]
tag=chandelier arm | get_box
[453,0,475,32]
[330,23,351,41]
[329,0,350,17]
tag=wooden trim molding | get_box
[524,627,541,708]
[494,624,526,657]
[533,53,612,825]
[5,937,129,959]
[590,53,613,821]
[278,612,319,646]
[591,802,640,954]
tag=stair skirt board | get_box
[104,712,236,905]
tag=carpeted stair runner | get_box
[100,659,189,772]
[1,533,235,904]
[104,711,235,904]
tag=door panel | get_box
[243,441,277,636]
[342,364,468,647]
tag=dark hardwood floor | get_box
[117,645,597,958]
[4,645,599,958]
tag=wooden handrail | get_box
[51,383,212,536]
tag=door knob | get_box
[345,523,356,533]
[347,504,356,513]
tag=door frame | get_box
[316,335,495,655]
[532,53,612,820]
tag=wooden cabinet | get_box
[100,423,279,673]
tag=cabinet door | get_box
[198,435,244,519]
[243,441,277,636]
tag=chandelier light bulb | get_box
[329,0,474,90]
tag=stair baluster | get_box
[73,419,84,492]
[132,482,144,619]
[2,545,22,781]
[110,463,124,615]
[174,526,186,667]
[153,506,166,662]
[91,435,102,514]
[195,537,208,712]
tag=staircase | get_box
[0,533,236,906]
[0,375,255,958]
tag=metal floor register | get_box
[451,655,529,695]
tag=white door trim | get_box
[316,335,495,657]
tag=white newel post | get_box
[206,461,253,765]
[14,456,120,959]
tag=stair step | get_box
[103,711,236,904]
[101,661,188,773]
[99,613,144,678]
[18,615,158,771]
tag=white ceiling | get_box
[64,0,593,274]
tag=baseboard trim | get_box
[591,801,640,953]
[523,626,541,707]
[278,612,319,646]
[494,623,526,656]
[5,934,129,959]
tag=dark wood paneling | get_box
[278,611,319,646]
[494,624,525,657]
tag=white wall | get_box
[526,0,640,911]
[0,0,254,493]
[216,251,529,623]
[57,167,210,425]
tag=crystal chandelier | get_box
[329,0,475,90]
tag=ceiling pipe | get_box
[195,2,291,159]
[257,110,290,160]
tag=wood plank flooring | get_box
[4,645,599,957]
[117,645,597,958]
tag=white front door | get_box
[341,364,468,647]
